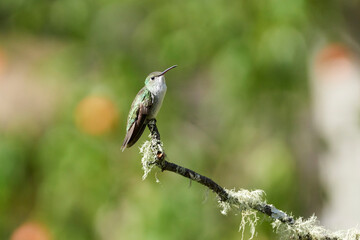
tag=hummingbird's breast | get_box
[148,83,167,118]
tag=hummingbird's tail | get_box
[121,121,146,152]
[120,144,126,152]
[121,134,130,152]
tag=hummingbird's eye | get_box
[151,77,155,80]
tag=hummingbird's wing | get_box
[121,88,153,151]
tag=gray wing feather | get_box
[121,101,152,151]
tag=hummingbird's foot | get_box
[148,151,165,166]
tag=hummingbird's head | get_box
[144,65,177,93]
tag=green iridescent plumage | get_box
[126,87,152,132]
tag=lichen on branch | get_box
[138,119,360,240]
[139,140,154,180]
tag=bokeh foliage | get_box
[0,0,351,239]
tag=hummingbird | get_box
[121,65,177,151]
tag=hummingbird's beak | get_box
[159,65,177,76]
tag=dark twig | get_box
[146,119,294,224]
[144,119,360,240]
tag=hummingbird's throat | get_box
[147,75,167,95]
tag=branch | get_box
[140,119,360,240]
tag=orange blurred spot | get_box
[11,222,51,240]
[75,96,118,135]
[316,43,351,66]
[314,43,356,82]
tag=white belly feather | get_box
[148,81,167,118]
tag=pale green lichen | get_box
[272,215,360,240]
[219,188,265,215]
[239,209,259,240]
[219,188,265,240]
[217,188,360,240]
[139,135,165,180]
[155,171,161,183]
[139,140,154,180]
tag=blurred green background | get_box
[0,0,359,239]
